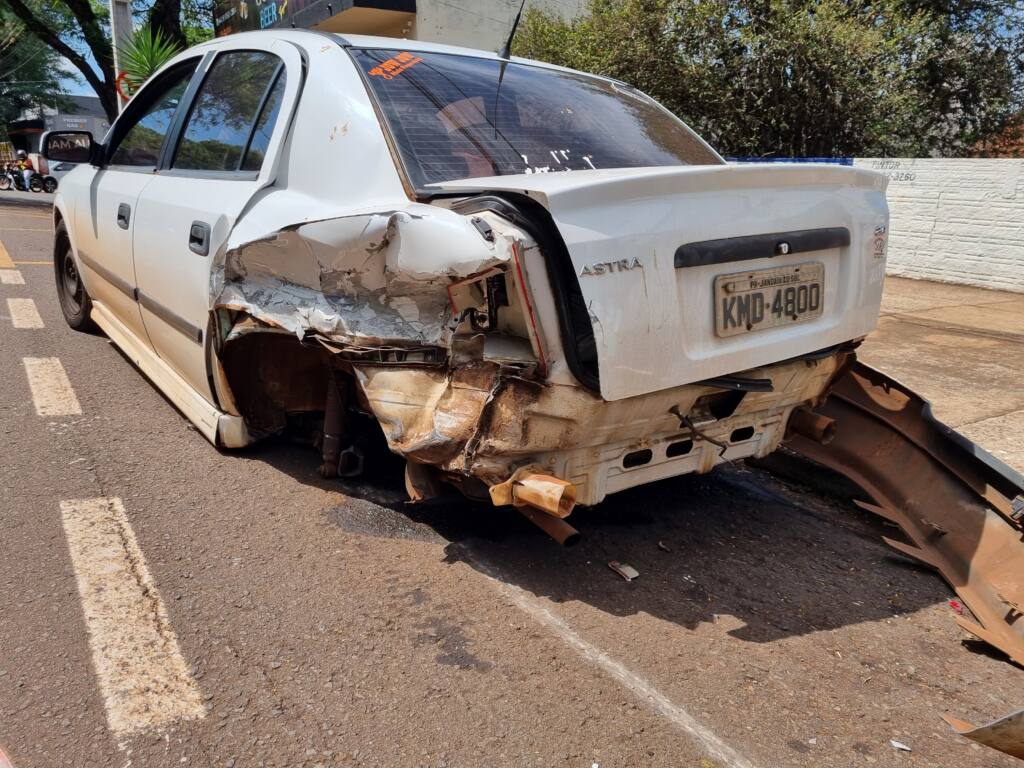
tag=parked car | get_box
[44,30,889,523]
[46,160,79,189]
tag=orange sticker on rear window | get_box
[368,51,424,80]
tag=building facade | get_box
[213,0,583,52]
[5,95,111,155]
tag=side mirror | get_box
[43,131,101,166]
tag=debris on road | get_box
[607,561,640,582]
[889,739,912,752]
[943,709,1024,760]
[657,540,672,553]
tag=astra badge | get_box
[579,257,643,277]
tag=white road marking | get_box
[0,269,24,285]
[480,566,760,768]
[7,298,43,328]
[22,357,81,416]
[60,498,205,738]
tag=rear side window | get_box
[173,51,285,172]
[109,63,197,168]
[350,48,721,189]
[241,73,286,171]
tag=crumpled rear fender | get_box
[211,203,516,349]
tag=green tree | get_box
[516,0,1023,157]
[3,0,213,122]
[0,8,72,136]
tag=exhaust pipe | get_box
[518,506,581,547]
[490,466,580,545]
[510,472,577,518]
[490,467,577,517]
[788,407,837,445]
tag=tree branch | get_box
[4,0,117,120]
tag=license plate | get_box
[714,262,824,338]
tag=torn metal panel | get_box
[786,361,1024,667]
[352,362,503,467]
[213,205,516,349]
[355,354,843,504]
[943,709,1024,760]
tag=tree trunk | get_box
[148,0,186,50]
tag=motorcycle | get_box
[0,163,50,193]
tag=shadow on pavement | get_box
[246,434,950,646]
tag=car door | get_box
[72,59,200,344]
[132,39,302,402]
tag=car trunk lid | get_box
[433,164,889,400]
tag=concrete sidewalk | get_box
[859,276,1024,472]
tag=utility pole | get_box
[108,0,133,112]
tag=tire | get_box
[54,221,97,332]
[43,177,57,193]
[0,176,10,191]
[29,177,43,192]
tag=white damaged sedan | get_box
[45,30,889,536]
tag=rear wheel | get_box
[42,177,57,193]
[29,176,43,193]
[54,221,97,332]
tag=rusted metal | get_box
[942,709,1024,760]
[404,461,443,502]
[319,373,344,479]
[787,407,836,445]
[517,506,581,547]
[490,465,577,518]
[785,360,1024,666]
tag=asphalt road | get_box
[1,197,1021,768]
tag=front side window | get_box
[109,63,197,168]
[173,51,285,172]
[350,48,722,190]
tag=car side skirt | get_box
[91,300,252,449]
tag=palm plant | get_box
[117,26,182,100]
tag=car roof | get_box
[196,29,621,85]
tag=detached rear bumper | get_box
[354,352,843,506]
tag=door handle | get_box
[188,221,211,256]
[116,203,130,230]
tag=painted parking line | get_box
[22,358,82,416]
[0,227,51,233]
[60,498,205,739]
[7,298,44,329]
[13,261,52,266]
[0,270,24,285]
[477,563,761,768]
[0,240,13,269]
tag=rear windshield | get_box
[350,48,722,189]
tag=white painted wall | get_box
[413,0,585,51]
[854,158,1024,293]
